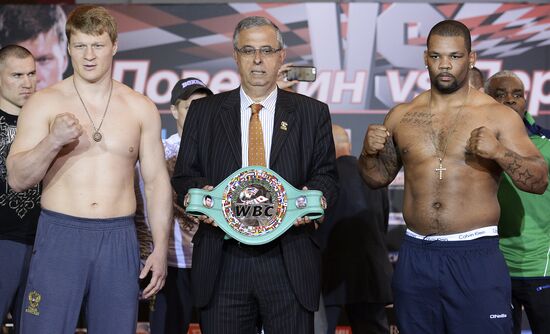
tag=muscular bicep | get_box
[497,108,542,160]
[383,106,400,134]
[494,106,548,193]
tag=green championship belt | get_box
[184,166,326,245]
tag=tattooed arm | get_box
[498,150,547,193]
[467,104,548,194]
[359,107,403,188]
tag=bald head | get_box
[486,70,526,117]
[469,66,484,91]
[332,124,351,158]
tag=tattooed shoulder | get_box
[384,104,409,131]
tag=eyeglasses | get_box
[234,46,282,58]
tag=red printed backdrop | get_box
[3,3,549,148]
[101,4,550,120]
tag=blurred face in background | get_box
[170,92,208,134]
[18,28,67,90]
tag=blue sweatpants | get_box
[20,209,140,334]
[0,239,33,333]
[392,236,512,334]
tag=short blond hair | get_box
[66,5,117,44]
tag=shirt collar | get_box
[240,86,278,112]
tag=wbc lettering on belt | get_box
[233,184,276,222]
[222,169,287,236]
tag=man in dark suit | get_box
[172,16,338,334]
[317,125,393,334]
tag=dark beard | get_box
[431,74,462,94]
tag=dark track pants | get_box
[392,236,512,334]
[20,209,140,334]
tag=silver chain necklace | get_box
[73,77,113,142]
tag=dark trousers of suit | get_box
[199,240,313,334]
[325,303,389,334]
[149,267,193,334]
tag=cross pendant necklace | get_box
[73,77,113,142]
[429,86,469,180]
[435,158,447,180]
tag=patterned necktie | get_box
[248,103,266,166]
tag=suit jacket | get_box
[316,155,393,305]
[171,87,338,311]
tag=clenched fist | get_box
[50,113,83,146]
[362,124,391,155]
[466,126,502,160]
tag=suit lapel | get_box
[270,89,295,167]
[220,88,242,167]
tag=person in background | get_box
[468,66,484,92]
[0,45,37,334]
[0,5,68,90]
[317,125,393,334]
[135,77,213,334]
[486,70,550,334]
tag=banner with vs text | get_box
[2,3,549,151]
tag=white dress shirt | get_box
[240,87,277,168]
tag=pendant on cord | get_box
[93,131,103,142]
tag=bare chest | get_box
[395,110,487,165]
[57,103,141,161]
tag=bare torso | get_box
[41,80,142,218]
[393,90,503,235]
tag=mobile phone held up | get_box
[286,66,316,82]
